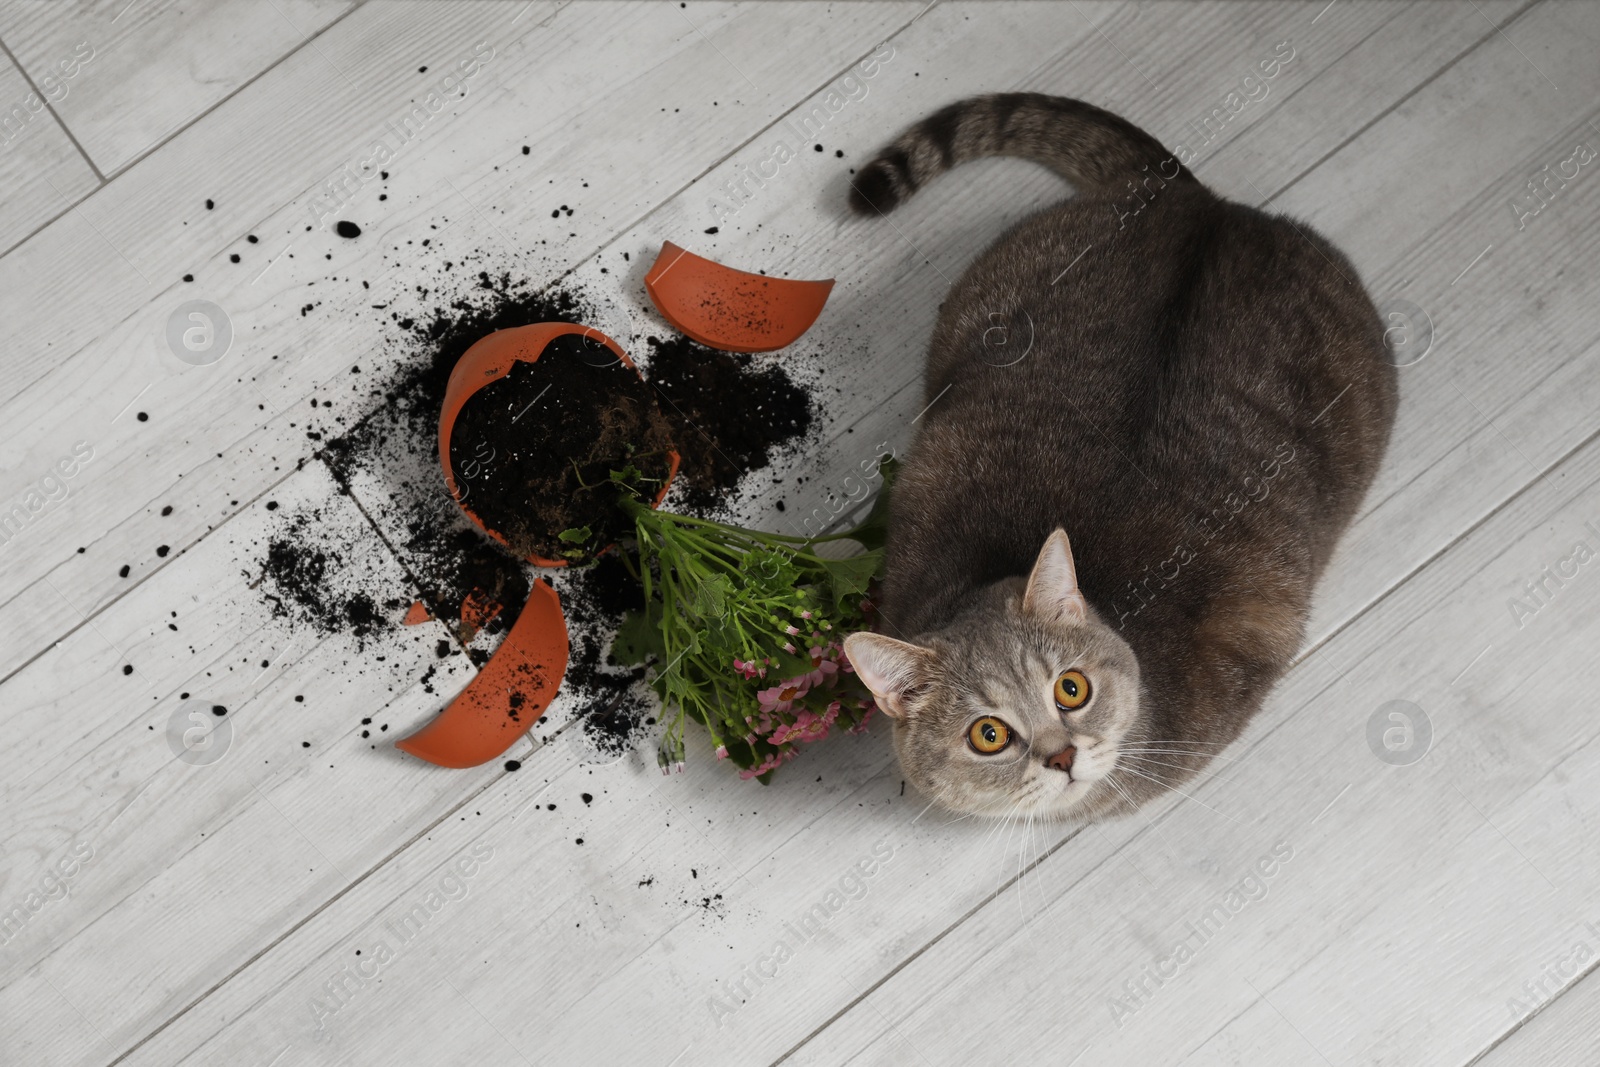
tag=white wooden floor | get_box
[3,2,1599,1064]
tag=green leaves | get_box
[747,547,802,595]
[658,638,702,711]
[820,550,882,610]
[767,645,814,679]
[611,602,664,666]
[556,525,594,559]
[616,459,899,781]
[682,573,733,623]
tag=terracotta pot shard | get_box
[644,241,833,353]
[395,579,568,769]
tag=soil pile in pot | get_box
[447,333,677,563]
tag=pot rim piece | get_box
[437,321,681,567]
[394,578,568,768]
[644,241,834,354]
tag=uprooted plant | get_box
[585,459,897,782]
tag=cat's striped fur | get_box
[845,94,1396,821]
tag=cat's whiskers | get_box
[1016,809,1043,930]
[1104,774,1140,818]
[1118,753,1243,790]
[976,792,1024,852]
[999,795,1030,864]
[941,800,981,824]
[1105,767,1201,859]
[939,782,986,825]
[1115,763,1242,825]
[1118,758,1236,793]
[1119,744,1246,764]
[985,806,1024,870]
[1121,738,1237,749]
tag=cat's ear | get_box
[1023,528,1088,626]
[843,633,934,720]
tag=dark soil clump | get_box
[258,507,400,643]
[643,335,814,512]
[558,551,653,757]
[448,334,676,562]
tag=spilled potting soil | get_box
[447,333,677,563]
[255,267,817,758]
[645,335,814,513]
[257,505,405,642]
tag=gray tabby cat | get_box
[842,94,1396,821]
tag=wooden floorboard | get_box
[2,3,1598,1066]
[1475,960,1600,1066]
[0,0,355,176]
[0,42,98,251]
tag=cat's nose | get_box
[1045,746,1076,773]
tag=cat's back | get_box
[887,185,1396,637]
[929,186,1372,417]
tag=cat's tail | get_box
[848,93,1204,215]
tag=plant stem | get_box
[619,495,862,547]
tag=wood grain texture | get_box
[1,3,1597,1066]
[1477,961,1600,1066]
[0,46,97,252]
[0,0,355,175]
[0,3,926,1063]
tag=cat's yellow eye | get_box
[967,717,1011,754]
[1054,669,1091,711]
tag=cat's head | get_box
[845,530,1144,821]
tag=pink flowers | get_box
[801,646,839,688]
[770,701,841,745]
[738,747,798,779]
[848,699,876,734]
[732,657,768,680]
[709,606,880,780]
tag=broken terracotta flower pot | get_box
[395,578,568,769]
[644,241,834,353]
[408,322,679,770]
[437,321,680,568]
